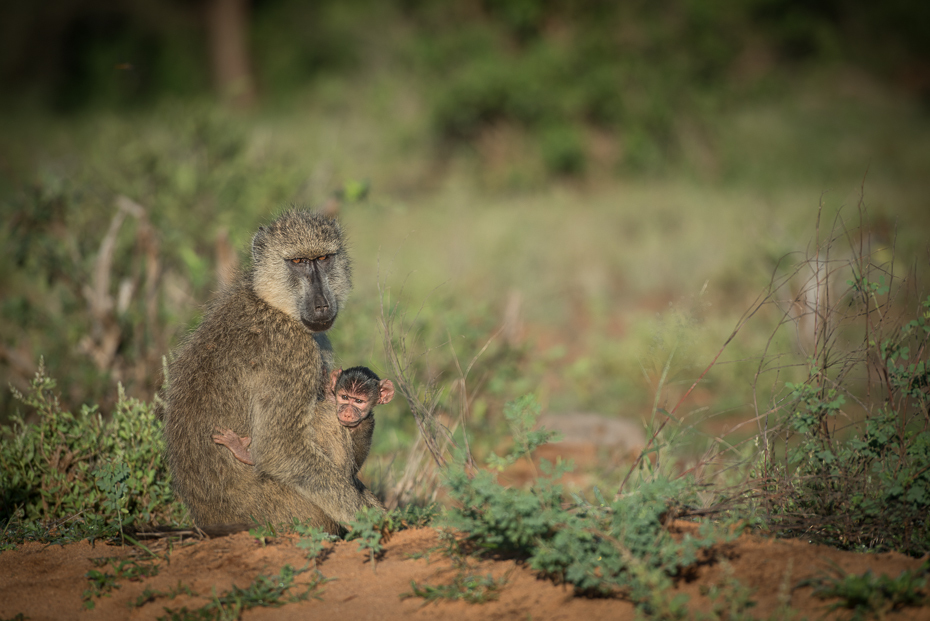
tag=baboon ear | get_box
[330,368,342,392]
[378,379,395,405]
[250,226,267,262]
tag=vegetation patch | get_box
[129,581,197,610]
[159,565,326,621]
[801,561,928,620]
[752,213,930,555]
[0,363,185,545]
[82,557,160,610]
[404,564,509,605]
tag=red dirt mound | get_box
[1,526,927,620]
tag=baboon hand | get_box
[212,427,255,466]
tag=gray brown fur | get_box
[162,210,382,533]
[349,416,374,474]
[211,366,388,474]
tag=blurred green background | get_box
[1,0,928,480]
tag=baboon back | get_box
[165,280,310,522]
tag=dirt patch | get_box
[0,527,926,620]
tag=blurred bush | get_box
[1,0,928,433]
[2,0,927,175]
[0,105,307,418]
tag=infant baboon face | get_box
[330,367,395,428]
[336,390,373,427]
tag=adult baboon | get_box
[213,366,395,473]
[162,210,382,532]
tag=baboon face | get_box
[330,367,395,428]
[251,211,352,332]
[285,254,340,331]
[335,388,375,428]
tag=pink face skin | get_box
[329,369,395,428]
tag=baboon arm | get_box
[297,464,377,524]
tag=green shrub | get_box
[539,124,586,176]
[415,2,745,174]
[760,293,930,554]
[802,560,928,620]
[447,465,721,598]
[437,395,725,613]
[0,361,184,539]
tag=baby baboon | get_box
[332,366,395,471]
[162,210,382,533]
[213,366,395,473]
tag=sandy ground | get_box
[1,524,927,621]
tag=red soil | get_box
[1,525,927,620]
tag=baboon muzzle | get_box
[301,283,337,331]
[337,405,368,427]
[287,257,339,331]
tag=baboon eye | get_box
[317,254,330,262]
[290,258,302,264]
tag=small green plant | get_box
[82,558,160,610]
[95,461,131,540]
[248,522,278,547]
[801,561,928,621]
[159,564,325,620]
[485,394,561,472]
[403,568,508,604]
[346,506,393,568]
[83,569,119,610]
[292,521,337,563]
[388,503,442,529]
[402,527,509,604]
[129,581,196,609]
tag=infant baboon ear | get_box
[378,379,395,405]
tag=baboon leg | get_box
[257,479,345,535]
